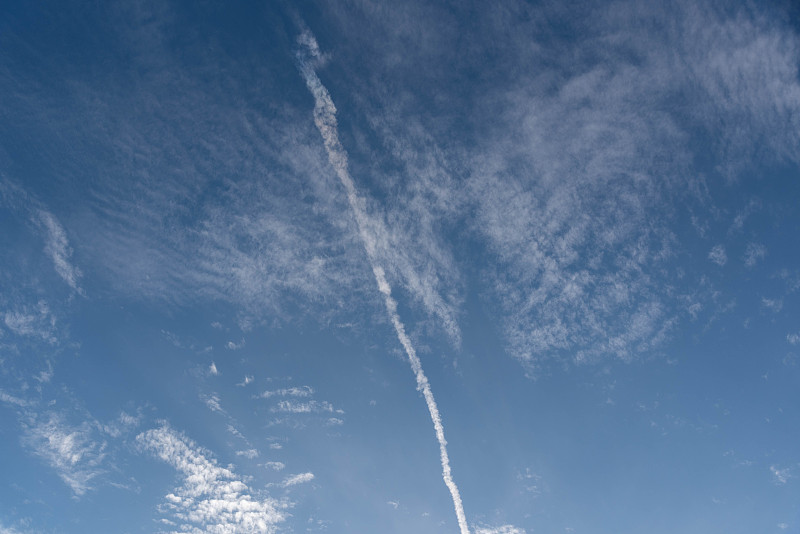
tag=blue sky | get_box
[1,1,799,532]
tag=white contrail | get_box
[296,29,470,534]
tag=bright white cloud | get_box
[137,424,287,533]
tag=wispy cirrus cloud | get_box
[256,386,314,399]
[3,303,58,345]
[137,424,287,533]
[0,523,30,534]
[36,210,82,294]
[21,412,108,496]
[0,9,374,328]
[0,180,83,296]
[0,390,30,407]
[318,0,800,375]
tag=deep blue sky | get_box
[1,1,799,533]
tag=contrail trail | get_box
[296,29,470,534]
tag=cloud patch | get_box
[137,424,287,533]
[21,412,107,496]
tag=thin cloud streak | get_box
[37,210,82,294]
[296,28,470,534]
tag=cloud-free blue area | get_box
[1,1,799,533]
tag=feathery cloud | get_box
[21,412,107,496]
[0,390,30,407]
[37,210,82,293]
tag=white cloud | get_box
[473,525,526,534]
[226,339,245,350]
[787,332,800,345]
[334,0,800,374]
[770,465,792,485]
[236,449,259,459]
[3,301,57,344]
[0,390,30,407]
[272,400,339,414]
[263,462,285,471]
[203,393,225,415]
[37,210,82,293]
[208,362,219,375]
[762,298,783,313]
[137,424,287,533]
[238,375,254,387]
[102,410,142,438]
[280,472,314,488]
[21,412,107,496]
[708,245,727,266]
[257,386,313,399]
[297,29,469,534]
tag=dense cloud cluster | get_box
[138,424,287,534]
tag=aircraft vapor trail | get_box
[296,29,470,534]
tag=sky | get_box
[1,0,799,533]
